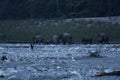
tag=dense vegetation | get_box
[0,18,120,43]
[0,0,120,19]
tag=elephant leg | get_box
[98,37,103,43]
[105,38,109,43]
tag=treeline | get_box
[0,0,120,19]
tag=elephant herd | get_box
[32,32,109,45]
[82,33,109,44]
[32,33,72,45]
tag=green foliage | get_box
[0,19,120,43]
[0,0,120,19]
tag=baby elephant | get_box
[32,34,45,44]
[82,36,92,44]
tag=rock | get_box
[68,71,84,80]
[66,54,75,61]
[41,67,49,71]
[95,70,106,76]
[0,68,18,77]
[8,75,17,80]
[0,71,5,78]
[51,60,55,64]
[89,50,100,57]
[104,68,113,73]
[1,55,7,61]
[26,67,37,72]
[66,53,72,57]
[88,69,99,77]
[57,66,61,69]
[71,57,75,61]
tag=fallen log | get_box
[95,70,120,77]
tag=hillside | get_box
[0,0,120,19]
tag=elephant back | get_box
[33,35,44,44]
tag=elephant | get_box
[32,35,45,44]
[52,35,59,44]
[61,33,73,44]
[44,39,52,44]
[98,33,109,43]
[82,36,92,44]
[52,33,72,44]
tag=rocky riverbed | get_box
[0,44,120,80]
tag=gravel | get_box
[0,44,120,80]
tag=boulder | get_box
[89,50,100,57]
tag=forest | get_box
[0,0,120,20]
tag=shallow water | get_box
[0,44,120,80]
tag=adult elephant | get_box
[52,35,59,44]
[82,36,92,44]
[52,33,72,44]
[98,33,109,43]
[33,35,45,44]
[61,33,72,44]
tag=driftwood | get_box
[94,70,120,77]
